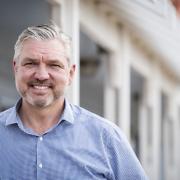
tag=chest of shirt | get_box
[0,124,111,180]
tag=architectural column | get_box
[49,0,80,105]
[104,85,116,124]
[146,64,161,180]
[177,91,180,180]
[104,27,131,139]
[133,59,162,180]
[169,89,179,180]
[138,82,150,173]
[103,51,121,125]
[119,28,131,140]
[177,97,180,180]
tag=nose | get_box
[34,65,49,80]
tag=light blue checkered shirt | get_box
[0,99,148,180]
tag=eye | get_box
[50,64,64,69]
[25,63,33,65]
[24,62,37,66]
[51,64,60,67]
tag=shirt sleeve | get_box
[103,125,148,180]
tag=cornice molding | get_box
[80,0,120,52]
[133,0,168,17]
[99,0,180,78]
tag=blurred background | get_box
[0,0,180,179]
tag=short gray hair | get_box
[14,24,72,63]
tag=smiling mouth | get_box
[29,84,53,94]
[29,85,51,96]
[33,85,49,90]
[28,80,53,93]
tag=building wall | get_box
[130,35,180,180]
[80,1,180,180]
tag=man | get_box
[0,24,147,179]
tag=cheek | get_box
[55,73,70,86]
[58,75,68,84]
[15,69,32,83]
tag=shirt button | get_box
[39,163,43,168]
[39,137,43,141]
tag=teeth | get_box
[33,86,48,90]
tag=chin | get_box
[33,101,50,108]
[27,96,54,108]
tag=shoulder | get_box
[70,104,131,158]
[71,105,148,175]
[71,104,111,126]
[70,104,125,140]
[0,107,14,125]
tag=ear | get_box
[13,59,18,74]
[68,64,76,85]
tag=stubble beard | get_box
[26,90,64,108]
[17,85,64,109]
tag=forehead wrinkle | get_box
[22,44,66,59]
[19,39,69,65]
[22,56,67,67]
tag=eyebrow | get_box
[22,58,39,63]
[47,60,63,64]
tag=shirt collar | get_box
[5,98,75,126]
[5,99,22,126]
[60,98,74,124]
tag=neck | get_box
[19,98,65,135]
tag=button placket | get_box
[37,135,44,179]
[39,163,43,168]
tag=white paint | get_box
[50,0,80,105]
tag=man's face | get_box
[13,39,75,108]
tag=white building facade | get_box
[0,0,180,180]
